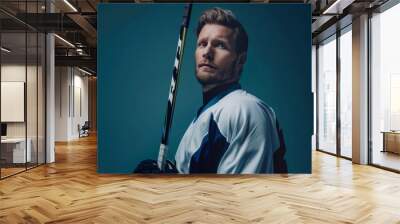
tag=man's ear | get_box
[238,53,247,65]
[233,53,247,78]
[235,53,247,73]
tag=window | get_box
[371,2,400,171]
[340,28,352,158]
[318,35,337,154]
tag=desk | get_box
[1,138,31,163]
[382,131,400,154]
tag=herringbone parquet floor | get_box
[1,134,400,223]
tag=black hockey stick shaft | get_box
[157,4,193,171]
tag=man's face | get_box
[195,24,243,91]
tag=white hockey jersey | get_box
[175,84,281,174]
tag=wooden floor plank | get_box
[0,134,400,223]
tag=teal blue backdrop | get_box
[98,3,312,173]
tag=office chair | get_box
[79,121,90,138]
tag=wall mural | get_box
[98,3,312,174]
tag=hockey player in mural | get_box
[135,7,287,174]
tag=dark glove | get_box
[133,159,178,174]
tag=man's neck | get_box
[202,82,239,105]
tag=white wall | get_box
[1,65,25,81]
[55,66,69,141]
[55,67,89,141]
[1,65,27,141]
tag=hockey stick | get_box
[157,4,193,171]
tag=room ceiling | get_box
[0,0,391,75]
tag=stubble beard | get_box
[195,59,238,91]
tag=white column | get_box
[352,14,369,164]
[46,33,55,163]
[46,1,55,163]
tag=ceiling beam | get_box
[55,55,96,72]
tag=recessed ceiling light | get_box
[1,47,11,53]
[63,0,78,12]
[54,34,75,48]
[322,0,354,15]
[78,67,93,76]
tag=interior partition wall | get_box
[0,1,46,179]
[370,2,400,172]
[316,25,353,159]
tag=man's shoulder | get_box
[215,89,276,123]
[220,89,274,112]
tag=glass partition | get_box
[26,0,43,169]
[0,1,46,179]
[1,30,28,177]
[27,30,38,169]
